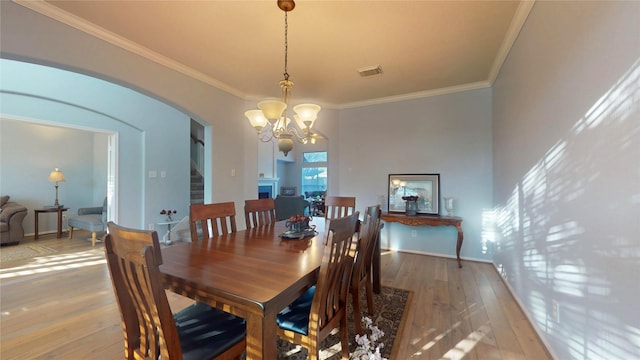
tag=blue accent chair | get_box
[68,197,107,246]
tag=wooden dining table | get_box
[160,218,328,359]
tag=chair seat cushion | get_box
[276,286,316,336]
[174,302,246,360]
[68,214,104,232]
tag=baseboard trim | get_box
[384,248,493,264]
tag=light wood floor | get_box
[0,231,552,359]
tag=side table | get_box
[156,220,180,245]
[34,207,69,239]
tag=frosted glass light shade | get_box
[244,110,268,130]
[258,99,287,122]
[274,117,291,131]
[294,115,306,131]
[293,103,321,128]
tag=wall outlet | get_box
[411,230,417,237]
[551,300,560,322]
[149,223,155,230]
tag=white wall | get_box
[338,88,493,261]
[492,2,640,359]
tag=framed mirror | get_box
[388,173,440,215]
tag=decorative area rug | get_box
[277,286,412,359]
[0,244,58,262]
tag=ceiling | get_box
[18,0,533,109]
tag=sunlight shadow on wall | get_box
[490,58,640,359]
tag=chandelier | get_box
[244,0,321,157]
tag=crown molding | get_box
[487,0,535,84]
[339,81,492,109]
[13,0,246,100]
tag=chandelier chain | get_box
[283,11,289,81]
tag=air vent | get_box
[358,65,383,77]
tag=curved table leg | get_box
[455,223,463,268]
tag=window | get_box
[301,151,327,197]
[303,151,327,163]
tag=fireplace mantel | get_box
[258,178,279,198]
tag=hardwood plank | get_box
[473,263,527,360]
[461,261,503,360]
[447,257,479,360]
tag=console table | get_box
[380,213,464,268]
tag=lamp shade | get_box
[258,99,287,122]
[294,115,314,131]
[245,110,268,130]
[273,117,291,131]
[48,168,65,182]
[293,103,321,128]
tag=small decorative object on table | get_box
[281,214,316,239]
[351,316,387,360]
[160,209,177,222]
[402,196,419,216]
[444,197,454,216]
[286,214,312,232]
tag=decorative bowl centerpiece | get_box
[286,214,312,233]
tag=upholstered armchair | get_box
[0,195,28,245]
[274,195,309,221]
[68,197,107,246]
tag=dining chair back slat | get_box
[323,196,356,219]
[190,202,237,241]
[277,212,359,360]
[350,204,381,334]
[104,222,246,360]
[244,198,277,229]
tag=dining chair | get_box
[350,204,381,334]
[323,196,356,219]
[104,222,246,360]
[276,212,360,360]
[190,201,237,241]
[244,198,276,229]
